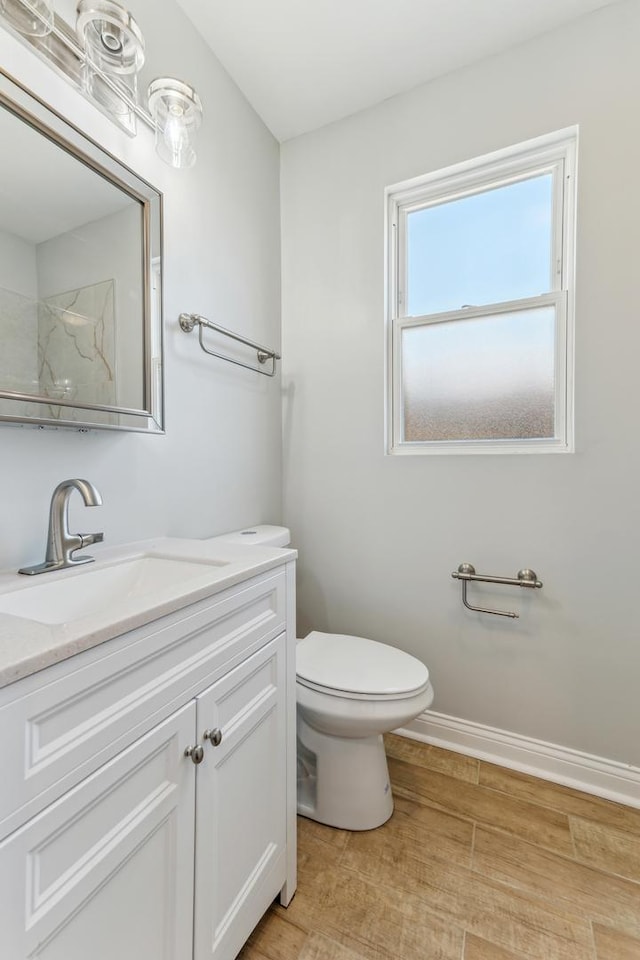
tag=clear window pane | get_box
[401,306,556,442]
[406,174,554,317]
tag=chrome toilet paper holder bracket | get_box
[451,563,543,619]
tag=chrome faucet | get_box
[19,479,104,576]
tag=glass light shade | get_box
[82,65,137,134]
[0,0,53,36]
[76,0,144,76]
[148,78,203,170]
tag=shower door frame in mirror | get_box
[0,68,164,433]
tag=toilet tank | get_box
[209,525,291,548]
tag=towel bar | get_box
[179,313,280,377]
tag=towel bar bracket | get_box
[178,314,198,333]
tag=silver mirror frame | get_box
[0,66,164,433]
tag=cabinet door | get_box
[0,702,196,960]
[194,634,287,960]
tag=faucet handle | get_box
[78,532,104,549]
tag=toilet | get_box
[296,631,433,830]
[210,526,434,831]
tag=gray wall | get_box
[281,0,640,766]
[0,0,282,567]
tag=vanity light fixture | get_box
[0,0,204,168]
[0,0,52,36]
[76,0,144,76]
[148,77,203,170]
[76,0,144,131]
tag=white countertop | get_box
[0,536,296,690]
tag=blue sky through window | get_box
[406,173,553,317]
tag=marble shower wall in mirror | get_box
[0,279,118,421]
[40,279,116,422]
[0,285,38,402]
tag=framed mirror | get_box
[0,68,163,432]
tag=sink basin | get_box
[0,555,229,626]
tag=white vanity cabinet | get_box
[0,561,297,960]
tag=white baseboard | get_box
[395,710,640,809]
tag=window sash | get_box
[395,159,566,318]
[390,292,568,453]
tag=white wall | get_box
[281,0,640,766]
[0,0,282,567]
[0,229,37,297]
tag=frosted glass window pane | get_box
[401,307,556,442]
[406,174,554,316]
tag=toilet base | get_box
[296,713,394,830]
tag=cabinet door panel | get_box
[194,634,287,960]
[0,703,196,960]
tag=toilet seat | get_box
[296,675,429,701]
[296,631,430,700]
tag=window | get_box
[386,129,576,454]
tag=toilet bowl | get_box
[296,631,433,830]
[207,526,434,831]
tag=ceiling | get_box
[176,0,622,142]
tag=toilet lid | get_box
[296,631,429,696]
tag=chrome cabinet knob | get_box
[204,728,222,747]
[184,744,205,764]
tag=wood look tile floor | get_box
[238,735,640,960]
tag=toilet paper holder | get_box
[451,563,543,619]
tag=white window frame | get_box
[385,128,577,455]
